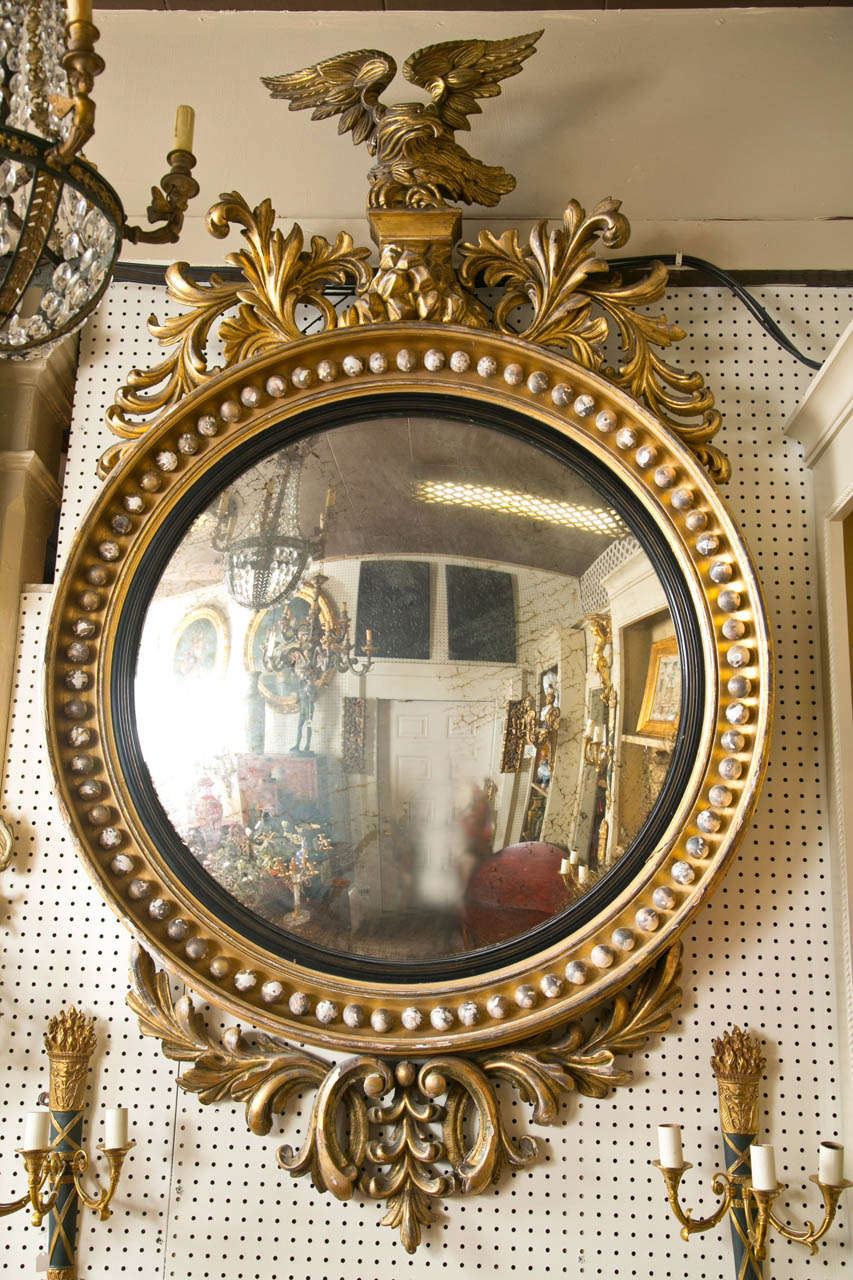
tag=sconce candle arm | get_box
[742,1183,783,1260]
[745,1175,853,1258]
[19,1149,64,1226]
[69,1142,136,1220]
[0,1189,33,1217]
[0,1147,57,1220]
[652,1162,736,1240]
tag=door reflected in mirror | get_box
[135,413,682,965]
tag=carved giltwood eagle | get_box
[261,32,542,210]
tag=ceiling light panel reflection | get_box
[414,480,627,536]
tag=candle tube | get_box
[23,1108,50,1152]
[105,1106,129,1150]
[818,1141,845,1186]
[592,725,602,744]
[172,105,195,154]
[750,1143,777,1191]
[365,629,373,646]
[657,1123,683,1169]
[559,857,570,875]
[67,0,93,23]
[585,719,593,738]
[577,865,589,885]
[569,849,579,866]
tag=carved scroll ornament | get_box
[129,942,682,1253]
[104,188,727,483]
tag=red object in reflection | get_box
[460,783,495,859]
[194,794,223,828]
[463,841,572,948]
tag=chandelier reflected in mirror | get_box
[211,448,324,613]
[0,0,199,358]
[261,573,375,692]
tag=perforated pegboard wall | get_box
[3,281,853,1278]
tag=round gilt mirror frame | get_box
[45,36,772,1251]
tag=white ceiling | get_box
[92,8,853,268]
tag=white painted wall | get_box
[89,8,853,268]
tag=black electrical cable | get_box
[609,253,823,371]
[114,251,826,372]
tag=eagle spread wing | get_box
[402,31,543,132]
[261,50,396,149]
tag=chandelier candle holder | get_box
[559,850,590,891]
[270,831,322,926]
[652,1027,850,1277]
[262,574,376,691]
[0,0,199,357]
[0,1008,133,1277]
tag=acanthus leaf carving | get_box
[105,263,239,442]
[458,198,728,481]
[127,946,327,1137]
[104,192,373,458]
[209,193,373,363]
[103,187,726,485]
[128,941,682,1252]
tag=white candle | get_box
[657,1123,683,1169]
[592,725,602,744]
[172,105,195,154]
[23,1109,50,1152]
[585,719,593,738]
[577,865,589,885]
[818,1141,845,1186]
[105,1106,128,1150]
[559,857,570,875]
[67,0,93,24]
[750,1143,777,1191]
[569,850,579,866]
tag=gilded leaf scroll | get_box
[458,198,728,481]
[105,192,373,448]
[105,187,726,483]
[128,942,682,1253]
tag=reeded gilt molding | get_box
[0,816,14,872]
[458,198,727,481]
[129,942,681,1253]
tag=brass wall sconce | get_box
[582,718,610,769]
[1,1008,133,1277]
[653,1027,849,1277]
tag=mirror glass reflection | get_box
[135,414,682,963]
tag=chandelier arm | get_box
[46,18,104,167]
[122,149,201,246]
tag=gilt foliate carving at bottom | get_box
[128,942,681,1252]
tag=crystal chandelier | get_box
[261,575,375,691]
[0,0,199,358]
[212,450,322,613]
